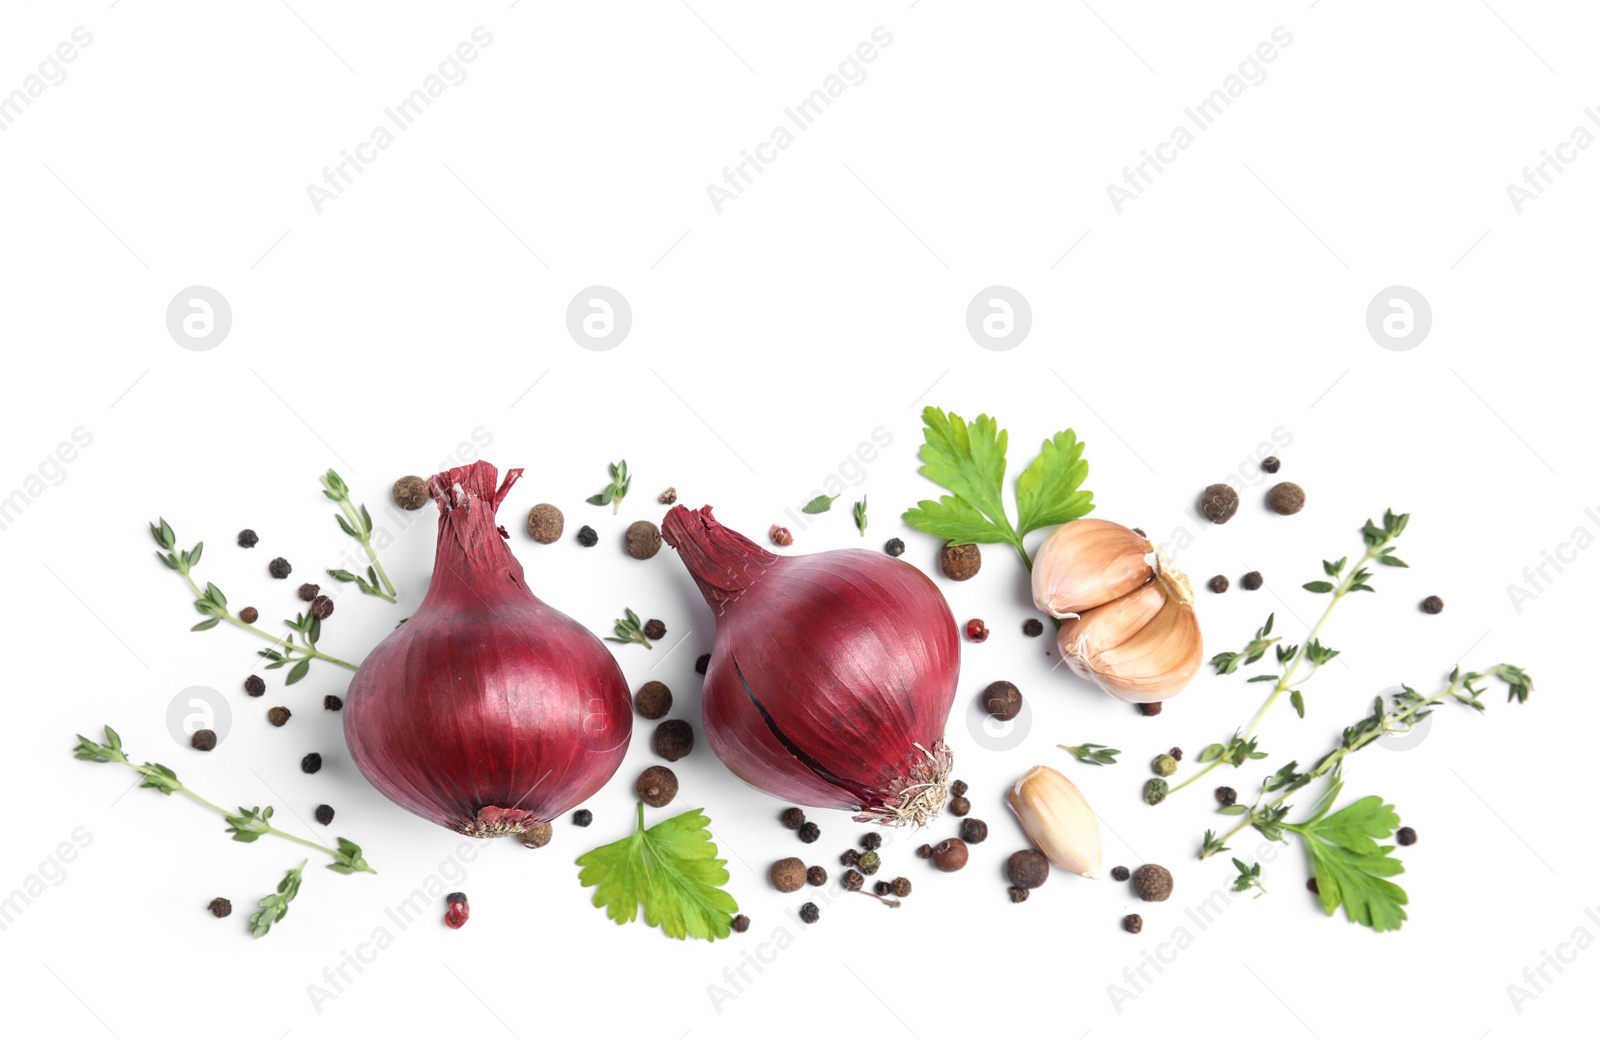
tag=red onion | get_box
[344,461,631,837]
[661,505,961,826]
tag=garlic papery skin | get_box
[1006,765,1102,878]
[1031,519,1155,618]
[1058,581,1202,702]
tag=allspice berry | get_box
[1267,481,1306,515]
[518,823,554,849]
[1422,596,1444,615]
[1138,702,1163,716]
[770,856,807,893]
[393,475,429,510]
[652,719,694,761]
[982,680,1023,721]
[525,504,564,544]
[1200,483,1240,524]
[931,838,968,872]
[1006,849,1050,889]
[949,795,971,817]
[635,765,678,808]
[1131,863,1174,902]
[939,542,982,581]
[267,706,291,727]
[239,606,259,624]
[625,520,662,560]
[1207,575,1229,594]
[634,681,673,720]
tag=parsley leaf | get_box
[1287,782,1408,932]
[902,407,1094,554]
[576,803,739,941]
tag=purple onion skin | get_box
[661,505,960,825]
[344,462,631,838]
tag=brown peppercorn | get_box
[269,557,292,579]
[517,823,553,849]
[1022,618,1044,637]
[981,680,1023,721]
[524,503,564,544]
[1138,702,1163,716]
[842,869,864,891]
[1111,865,1130,881]
[770,857,807,893]
[634,681,673,720]
[191,729,217,752]
[890,876,912,898]
[1006,849,1050,889]
[950,779,969,797]
[1306,878,1320,895]
[1007,886,1029,904]
[807,865,828,887]
[769,524,793,547]
[244,675,266,697]
[323,694,343,711]
[780,807,806,830]
[315,804,334,825]
[840,848,860,867]
[861,832,883,852]
[393,475,430,510]
[916,843,933,859]
[798,822,821,844]
[695,653,710,675]
[1261,456,1281,474]
[237,529,258,548]
[799,902,820,924]
[642,618,667,640]
[960,818,988,844]
[625,520,662,560]
[939,542,982,581]
[874,880,892,895]
[298,583,320,602]
[1267,481,1306,515]
[651,719,694,761]
[658,487,678,506]
[931,838,969,872]
[636,765,678,808]
[731,913,750,933]
[208,897,232,918]
[1123,913,1144,934]
[310,595,334,620]
[1207,575,1229,594]
[1396,826,1417,846]
[301,753,322,774]
[267,706,291,727]
[1242,571,1263,591]
[1131,864,1174,902]
[1421,596,1444,615]
[239,606,259,624]
[1200,483,1240,524]
[949,796,971,817]
[1216,786,1238,807]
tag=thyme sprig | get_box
[152,518,358,678]
[605,608,652,649]
[1060,742,1121,766]
[320,469,397,602]
[588,459,631,513]
[853,496,868,537]
[251,861,306,938]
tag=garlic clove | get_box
[1031,519,1155,618]
[1006,765,1102,878]
[1058,583,1202,702]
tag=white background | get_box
[1,2,1593,1037]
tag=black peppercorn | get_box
[981,680,1023,721]
[695,653,710,675]
[237,529,258,548]
[634,681,673,720]
[1123,913,1143,934]
[1138,702,1163,716]
[651,719,694,761]
[1170,746,1183,762]
[960,818,988,844]
[310,595,334,620]
[1242,571,1263,591]
[1022,618,1044,637]
[1261,456,1281,474]
[916,844,932,859]
[949,795,971,817]
[1216,786,1237,807]
[642,618,666,640]
[636,765,679,808]
[1421,596,1444,615]
[874,880,892,896]
[267,706,291,727]
[298,583,320,602]
[1007,886,1029,904]
[191,729,217,752]
[244,675,266,697]
[780,807,806,830]
[1200,483,1240,524]
[1267,481,1306,515]
[1208,574,1229,594]
[323,694,342,712]
[731,913,750,933]
[572,809,592,827]
[392,476,429,511]
[842,869,864,891]
[884,538,905,557]
[890,876,912,898]
[239,606,259,624]
[798,822,821,844]
[799,902,820,924]
[1111,865,1130,881]
[269,557,292,579]
[208,897,233,918]
[301,753,322,774]
[576,525,598,547]
[1306,877,1320,895]
[1396,826,1417,846]
[1006,850,1049,889]
[861,832,883,852]
[807,865,828,887]
[840,848,860,867]
[950,779,969,797]
[315,804,334,825]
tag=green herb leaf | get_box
[1302,580,1335,594]
[1290,689,1305,718]
[853,496,868,537]
[1059,742,1121,766]
[801,494,839,514]
[250,860,306,939]
[1015,428,1094,535]
[576,804,739,941]
[1287,785,1408,932]
[589,460,630,513]
[285,659,311,685]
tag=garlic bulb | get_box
[1032,518,1202,702]
[1006,765,1102,878]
